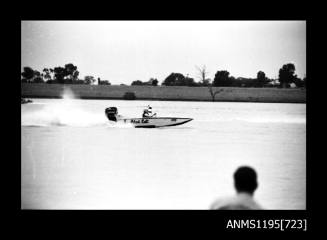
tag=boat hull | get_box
[118,117,193,128]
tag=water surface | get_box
[21,99,306,209]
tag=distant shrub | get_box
[63,79,73,84]
[131,80,143,86]
[33,77,44,83]
[74,80,86,84]
[46,80,59,84]
[99,80,111,85]
[123,92,136,100]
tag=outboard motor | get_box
[105,107,118,122]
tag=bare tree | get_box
[208,87,224,102]
[195,65,210,86]
[195,65,223,101]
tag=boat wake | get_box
[22,103,109,127]
[21,88,112,128]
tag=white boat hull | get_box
[118,117,193,128]
[104,107,193,128]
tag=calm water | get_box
[21,98,306,209]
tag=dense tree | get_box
[162,73,198,86]
[148,78,159,86]
[43,68,52,82]
[163,73,198,86]
[229,77,241,87]
[293,77,305,88]
[152,79,158,86]
[33,77,44,83]
[72,70,79,82]
[53,67,66,83]
[229,76,236,85]
[257,71,265,82]
[21,67,35,82]
[279,63,297,88]
[131,78,158,86]
[64,63,78,81]
[99,80,111,85]
[22,62,304,88]
[84,75,96,85]
[213,70,231,87]
[255,71,270,87]
[183,76,198,86]
[51,64,79,84]
[162,73,185,86]
[74,79,86,84]
[228,77,242,87]
[131,80,144,86]
[33,70,44,83]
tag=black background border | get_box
[8,2,319,235]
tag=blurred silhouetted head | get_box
[234,166,258,195]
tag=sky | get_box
[21,21,306,85]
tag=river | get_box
[21,98,306,209]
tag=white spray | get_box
[22,86,109,127]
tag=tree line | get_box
[21,62,306,88]
[131,78,159,86]
[161,63,305,88]
[21,63,111,85]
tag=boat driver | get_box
[142,105,156,118]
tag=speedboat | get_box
[105,107,193,128]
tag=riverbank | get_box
[21,83,306,103]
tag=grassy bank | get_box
[21,83,306,103]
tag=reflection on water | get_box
[21,99,306,209]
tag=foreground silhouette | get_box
[210,166,262,210]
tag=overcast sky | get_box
[21,21,306,85]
